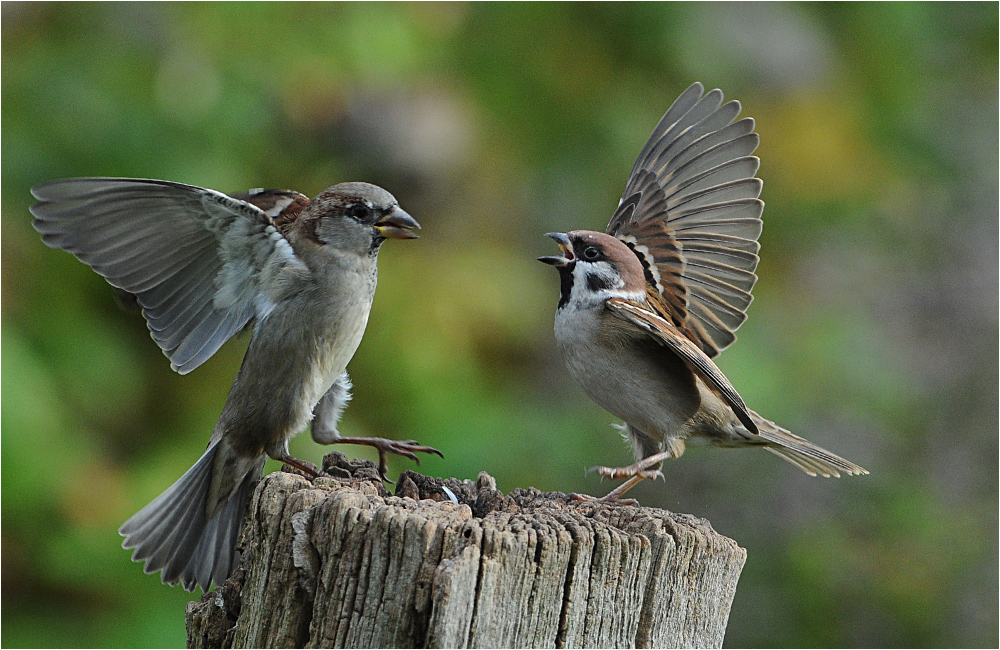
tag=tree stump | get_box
[186,453,746,649]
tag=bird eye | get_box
[345,203,370,220]
[583,247,601,261]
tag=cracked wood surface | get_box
[186,453,746,649]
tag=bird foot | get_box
[333,436,443,481]
[571,453,677,505]
[586,464,663,481]
[586,449,675,482]
[569,491,639,506]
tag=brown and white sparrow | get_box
[31,178,440,590]
[539,83,868,502]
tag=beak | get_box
[375,206,421,239]
[537,232,574,267]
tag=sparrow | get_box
[30,177,441,591]
[539,83,868,502]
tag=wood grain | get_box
[186,453,745,649]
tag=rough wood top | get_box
[186,453,746,649]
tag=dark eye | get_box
[345,203,370,220]
[583,246,601,261]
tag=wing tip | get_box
[685,81,705,96]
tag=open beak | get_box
[537,232,575,267]
[375,206,421,240]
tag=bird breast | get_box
[553,303,702,441]
[216,260,376,453]
[282,278,375,417]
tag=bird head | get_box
[296,182,420,255]
[539,230,647,308]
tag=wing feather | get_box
[608,83,764,357]
[606,298,757,434]
[627,82,707,181]
[664,157,761,208]
[668,178,762,213]
[30,177,309,374]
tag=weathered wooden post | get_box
[186,453,745,649]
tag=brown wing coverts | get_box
[606,298,758,434]
[231,188,310,230]
[608,82,764,358]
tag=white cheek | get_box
[571,261,622,291]
[569,261,644,305]
[572,261,622,286]
[569,263,595,305]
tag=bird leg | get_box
[311,378,442,481]
[279,455,320,478]
[312,372,444,483]
[570,450,677,504]
[570,476,645,505]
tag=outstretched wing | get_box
[606,297,757,434]
[31,178,309,374]
[607,82,763,358]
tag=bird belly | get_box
[554,306,701,445]
[216,290,373,456]
[283,295,373,435]
[301,307,370,415]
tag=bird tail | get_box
[119,443,264,592]
[750,411,869,478]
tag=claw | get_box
[575,456,671,504]
[330,436,442,483]
[587,465,660,481]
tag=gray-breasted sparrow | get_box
[539,83,867,502]
[31,178,440,590]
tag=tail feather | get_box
[184,466,258,591]
[122,451,214,565]
[120,443,264,592]
[751,411,868,478]
[160,490,219,588]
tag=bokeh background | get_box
[2,3,997,648]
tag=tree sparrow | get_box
[539,83,868,502]
[31,178,440,590]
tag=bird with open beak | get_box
[540,84,867,503]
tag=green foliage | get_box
[3,3,996,647]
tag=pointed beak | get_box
[537,232,574,267]
[375,206,421,240]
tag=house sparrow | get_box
[31,178,440,590]
[539,83,868,502]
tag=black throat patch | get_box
[557,264,575,309]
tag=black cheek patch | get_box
[586,271,614,292]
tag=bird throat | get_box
[557,263,575,309]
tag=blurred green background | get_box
[2,3,997,648]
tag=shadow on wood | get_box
[186,453,745,649]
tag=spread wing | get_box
[31,178,310,374]
[607,82,763,358]
[606,297,758,434]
